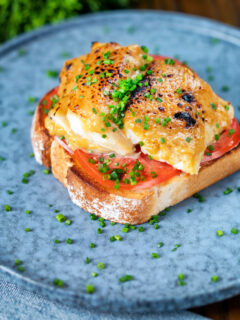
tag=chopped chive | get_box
[24,228,31,232]
[211,103,217,110]
[46,70,59,78]
[65,219,72,225]
[172,244,181,252]
[119,275,133,282]
[4,204,11,212]
[56,214,66,223]
[141,45,149,53]
[228,129,235,136]
[92,272,98,277]
[178,273,185,280]
[90,213,97,220]
[193,193,205,202]
[66,238,73,244]
[161,117,171,127]
[152,252,160,259]
[224,187,232,195]
[135,118,142,124]
[221,85,229,92]
[211,38,219,44]
[211,275,219,282]
[18,266,25,272]
[176,88,181,94]
[216,230,224,237]
[25,210,31,214]
[110,236,116,242]
[178,280,186,286]
[206,66,212,73]
[186,137,192,143]
[27,110,34,115]
[97,262,105,270]
[231,228,238,235]
[115,235,122,241]
[61,52,70,58]
[86,284,95,293]
[28,96,36,103]
[157,242,164,248]
[53,278,64,287]
[15,259,22,265]
[18,49,26,56]
[43,169,51,174]
[97,228,102,234]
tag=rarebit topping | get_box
[45,42,234,174]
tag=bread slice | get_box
[31,101,240,224]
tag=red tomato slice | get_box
[151,54,183,66]
[73,149,180,190]
[40,86,59,118]
[201,118,240,163]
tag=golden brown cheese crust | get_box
[124,60,233,173]
[45,42,233,174]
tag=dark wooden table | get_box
[132,1,240,319]
[133,0,240,27]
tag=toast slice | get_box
[31,100,240,224]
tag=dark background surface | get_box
[1,0,240,43]
[1,1,240,319]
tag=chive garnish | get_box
[86,284,95,293]
[216,230,224,237]
[119,275,133,282]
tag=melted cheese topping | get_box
[45,42,234,174]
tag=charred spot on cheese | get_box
[66,63,72,71]
[182,93,195,103]
[173,112,196,128]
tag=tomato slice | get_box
[201,118,240,163]
[40,86,59,118]
[151,54,184,66]
[73,149,180,191]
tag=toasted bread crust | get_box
[31,101,240,224]
[31,99,52,168]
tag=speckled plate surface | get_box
[0,10,240,314]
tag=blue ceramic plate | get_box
[0,10,240,314]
